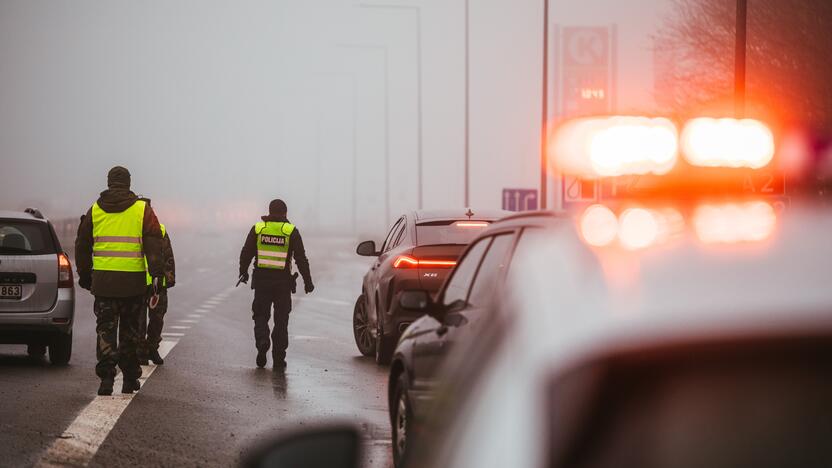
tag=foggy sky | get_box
[0,0,673,233]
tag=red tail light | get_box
[393,255,457,269]
[58,253,74,288]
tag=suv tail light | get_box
[58,253,74,288]
[393,255,457,269]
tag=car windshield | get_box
[0,220,55,255]
[416,221,491,246]
[549,341,832,468]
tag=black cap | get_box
[269,199,287,216]
[107,166,131,189]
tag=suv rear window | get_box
[0,220,57,255]
[416,221,491,246]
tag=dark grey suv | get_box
[0,209,75,365]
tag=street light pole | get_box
[540,0,550,210]
[735,0,747,118]
[359,3,424,210]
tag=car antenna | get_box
[465,208,474,220]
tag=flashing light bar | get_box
[681,118,775,169]
[551,115,777,179]
[393,255,458,269]
[550,116,679,178]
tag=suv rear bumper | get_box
[0,288,74,343]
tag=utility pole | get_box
[735,0,747,118]
[540,0,550,209]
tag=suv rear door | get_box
[0,219,59,313]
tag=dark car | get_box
[353,209,508,365]
[386,211,566,465]
[0,209,75,365]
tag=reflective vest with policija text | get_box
[145,223,166,286]
[91,200,146,272]
[255,221,295,270]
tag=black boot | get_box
[122,378,141,394]
[256,351,267,368]
[273,354,286,369]
[98,378,114,396]
[149,349,164,365]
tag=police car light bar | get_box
[550,116,679,178]
[550,115,777,179]
[681,118,775,169]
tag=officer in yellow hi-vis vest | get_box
[75,167,165,396]
[239,199,313,369]
[138,220,175,366]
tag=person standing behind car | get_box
[75,166,165,396]
[138,217,175,366]
[239,199,313,369]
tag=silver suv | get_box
[0,208,74,365]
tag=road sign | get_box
[502,189,538,212]
[562,176,598,210]
[562,27,612,117]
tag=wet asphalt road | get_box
[0,230,392,467]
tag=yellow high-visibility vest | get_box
[254,221,294,270]
[91,200,146,272]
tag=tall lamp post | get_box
[359,2,424,210]
[540,0,550,209]
[464,0,470,208]
[735,0,747,118]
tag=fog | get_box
[1,0,679,233]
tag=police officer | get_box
[138,219,175,366]
[239,199,313,369]
[75,166,165,395]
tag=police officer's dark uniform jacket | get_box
[239,206,313,366]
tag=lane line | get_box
[187,314,204,318]
[195,308,210,314]
[161,332,185,337]
[169,325,190,330]
[35,340,178,467]
[178,319,198,323]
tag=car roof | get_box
[0,210,48,222]
[505,203,832,372]
[412,209,511,222]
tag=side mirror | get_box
[399,290,431,311]
[242,425,362,468]
[356,240,378,257]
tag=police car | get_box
[245,116,832,468]
[0,208,75,365]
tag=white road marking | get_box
[195,308,210,314]
[35,340,178,467]
[187,314,204,318]
[161,332,185,337]
[201,303,216,309]
[169,325,190,330]
[203,299,220,305]
[178,319,198,323]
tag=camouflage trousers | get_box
[138,289,168,357]
[93,296,143,381]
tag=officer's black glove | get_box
[304,280,314,294]
[240,271,250,284]
[79,274,92,291]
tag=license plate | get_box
[0,284,22,300]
